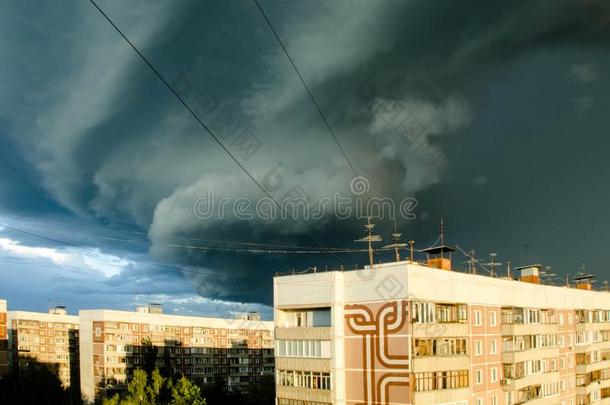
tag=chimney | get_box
[49,305,67,315]
[517,265,541,284]
[420,218,455,270]
[574,274,594,290]
[136,303,163,314]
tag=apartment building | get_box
[8,306,80,388]
[0,299,8,377]
[274,251,610,405]
[79,305,275,403]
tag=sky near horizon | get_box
[1,0,610,318]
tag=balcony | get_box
[501,371,560,392]
[576,359,610,374]
[412,356,469,373]
[501,322,559,336]
[412,322,469,337]
[275,327,331,340]
[502,346,560,364]
[412,387,469,405]
[276,386,331,403]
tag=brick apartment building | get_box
[8,306,80,389]
[274,249,610,405]
[0,299,8,378]
[79,305,275,403]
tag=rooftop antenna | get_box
[355,217,382,269]
[483,253,502,277]
[565,273,570,287]
[523,243,529,262]
[506,261,512,279]
[383,218,407,262]
[440,217,445,247]
[409,240,415,263]
[604,281,609,292]
[461,249,476,274]
[541,266,557,285]
[469,249,477,274]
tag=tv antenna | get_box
[483,253,502,277]
[383,219,407,262]
[409,240,415,263]
[355,217,382,269]
[462,249,477,274]
[540,266,557,285]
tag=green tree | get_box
[102,368,207,405]
[126,369,150,404]
[171,376,205,405]
[103,394,121,405]
[147,369,166,402]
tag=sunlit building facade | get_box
[274,255,610,405]
[79,306,275,403]
[8,307,80,388]
[0,299,8,378]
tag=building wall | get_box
[7,310,80,389]
[0,299,8,378]
[274,262,610,405]
[79,310,275,404]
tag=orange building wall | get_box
[0,311,7,377]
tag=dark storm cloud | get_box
[1,0,609,305]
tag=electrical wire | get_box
[87,0,342,260]
[2,225,256,282]
[2,224,395,256]
[454,244,493,275]
[252,0,358,178]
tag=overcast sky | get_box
[1,0,609,318]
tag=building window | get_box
[490,311,497,326]
[525,309,540,324]
[475,369,483,384]
[413,370,469,391]
[412,302,436,323]
[475,340,483,356]
[296,312,306,327]
[491,394,497,405]
[413,338,468,357]
[474,310,482,326]
[476,399,483,405]
[276,340,328,358]
[491,367,498,382]
[490,339,497,355]
[277,370,331,390]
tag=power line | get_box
[252,0,358,178]
[40,218,355,250]
[2,225,255,282]
[454,244,494,275]
[4,222,377,254]
[87,0,341,259]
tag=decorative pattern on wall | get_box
[345,300,410,404]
